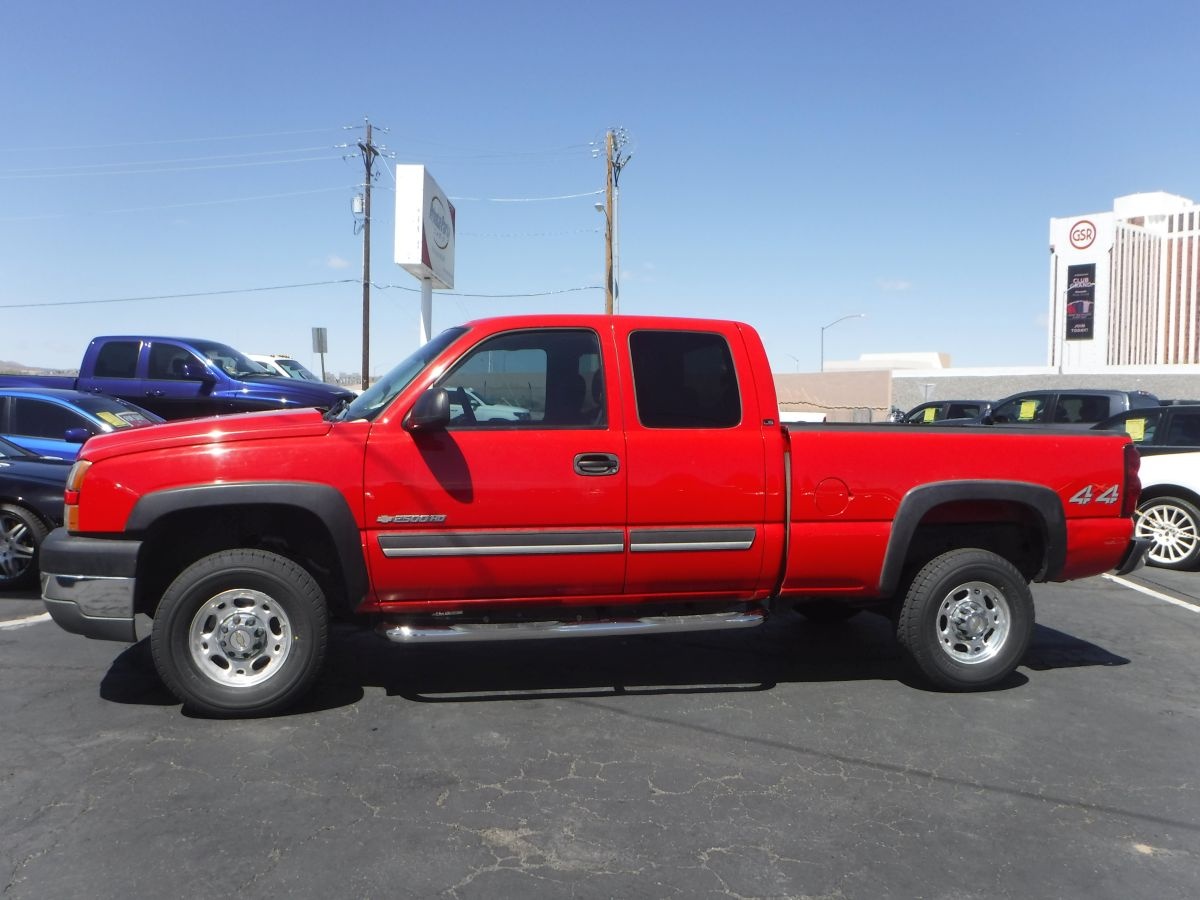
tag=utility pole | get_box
[603,131,615,316]
[598,128,632,315]
[357,120,380,390]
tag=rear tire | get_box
[896,548,1033,691]
[150,549,328,717]
[0,504,49,590]
[1135,496,1200,570]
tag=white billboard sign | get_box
[394,165,455,290]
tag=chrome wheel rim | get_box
[188,589,293,688]
[1135,503,1198,566]
[936,580,1011,664]
[0,511,35,581]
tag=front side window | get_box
[437,329,605,428]
[992,395,1048,424]
[629,330,740,428]
[148,342,206,380]
[10,398,87,439]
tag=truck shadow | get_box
[98,613,1129,714]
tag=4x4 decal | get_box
[1069,485,1120,506]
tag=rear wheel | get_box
[1135,496,1200,570]
[0,504,49,590]
[150,549,328,717]
[896,548,1034,691]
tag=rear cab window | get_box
[629,330,740,428]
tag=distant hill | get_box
[0,361,78,376]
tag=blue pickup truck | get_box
[0,336,354,420]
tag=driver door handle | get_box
[574,452,620,476]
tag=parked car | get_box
[0,435,70,589]
[445,386,532,422]
[1093,404,1200,569]
[0,387,162,460]
[983,389,1159,427]
[898,400,992,424]
[0,335,355,420]
[248,354,325,382]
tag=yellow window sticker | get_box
[1124,419,1146,442]
[96,411,127,427]
[1018,400,1038,421]
[923,407,937,422]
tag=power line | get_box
[0,154,344,180]
[0,185,357,222]
[0,280,603,310]
[0,146,336,176]
[0,127,342,153]
[0,280,358,309]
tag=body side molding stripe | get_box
[378,530,624,558]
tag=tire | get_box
[150,549,329,717]
[0,504,49,591]
[1134,496,1200,570]
[896,548,1034,691]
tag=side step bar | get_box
[377,608,766,644]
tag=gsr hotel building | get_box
[1050,191,1200,370]
[794,192,1200,420]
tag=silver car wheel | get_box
[1135,500,1200,567]
[936,580,1011,665]
[188,589,293,688]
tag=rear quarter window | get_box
[629,330,740,428]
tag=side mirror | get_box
[63,427,92,444]
[179,361,216,384]
[405,387,451,432]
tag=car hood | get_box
[237,374,354,404]
[80,407,335,462]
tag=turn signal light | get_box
[63,460,92,532]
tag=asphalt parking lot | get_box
[2,571,1198,899]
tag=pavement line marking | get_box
[1103,573,1200,614]
[0,612,51,630]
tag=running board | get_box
[377,609,766,644]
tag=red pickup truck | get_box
[40,315,1147,716]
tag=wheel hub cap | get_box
[937,581,1011,665]
[188,589,293,688]
[218,613,267,660]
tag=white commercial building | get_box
[1049,192,1200,370]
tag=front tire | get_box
[896,549,1034,691]
[150,549,328,717]
[0,504,49,590]
[1135,496,1200,570]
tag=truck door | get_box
[617,325,768,598]
[364,326,627,604]
[141,340,219,419]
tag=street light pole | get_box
[819,313,866,372]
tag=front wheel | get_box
[1134,496,1200,570]
[896,549,1034,691]
[0,504,49,590]
[150,549,329,717]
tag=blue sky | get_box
[3,1,1198,377]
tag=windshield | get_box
[332,327,468,422]
[191,340,272,378]
[277,358,321,381]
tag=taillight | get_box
[1121,442,1140,518]
[64,459,91,532]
